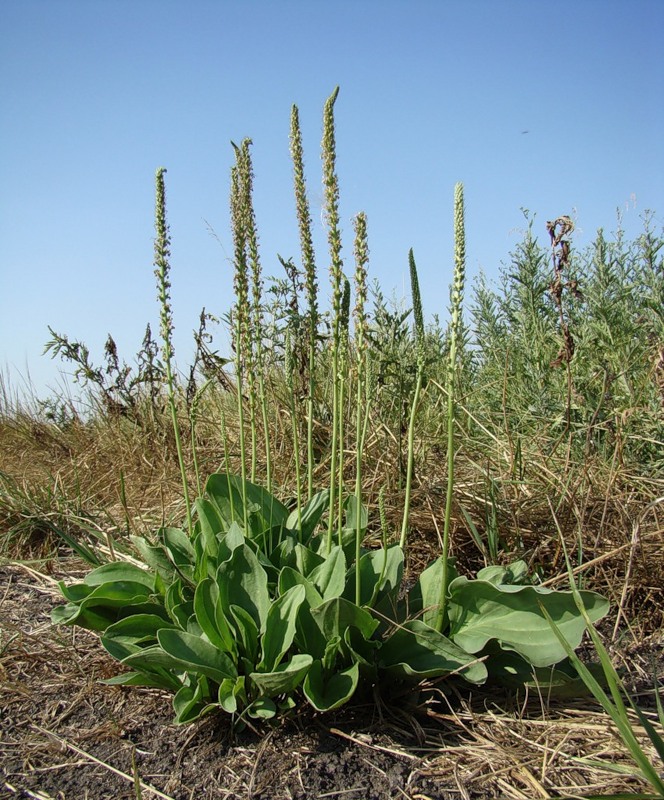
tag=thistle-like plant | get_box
[154,168,192,538]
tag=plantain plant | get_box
[53,471,609,725]
[53,91,611,729]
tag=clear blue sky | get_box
[2,0,663,399]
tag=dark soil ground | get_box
[1,561,662,800]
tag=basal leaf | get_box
[379,619,487,683]
[82,562,155,590]
[407,557,458,629]
[230,604,260,664]
[250,653,313,697]
[101,670,179,690]
[278,567,326,657]
[103,613,176,645]
[343,545,404,608]
[195,498,225,558]
[287,489,330,543]
[448,577,609,668]
[194,577,236,655]
[258,584,306,672]
[247,697,277,719]
[130,536,176,582]
[157,628,238,683]
[476,560,530,586]
[303,660,359,711]
[161,527,196,579]
[310,597,379,642]
[173,675,215,724]
[308,546,346,601]
[217,544,270,632]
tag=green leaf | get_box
[206,473,289,534]
[194,578,236,655]
[259,585,306,671]
[101,670,179,690]
[448,577,609,668]
[217,521,245,561]
[173,675,215,724]
[476,560,530,586]
[103,614,176,646]
[217,544,270,632]
[218,676,248,714]
[250,654,313,697]
[161,527,196,580]
[310,597,379,642]
[343,495,367,534]
[407,556,458,628]
[272,536,324,575]
[51,601,117,630]
[230,604,260,664]
[157,628,238,683]
[58,581,94,602]
[484,646,605,697]
[308,546,347,601]
[165,579,194,628]
[287,489,330,542]
[130,536,177,582]
[278,567,326,657]
[344,545,404,608]
[343,626,380,669]
[247,697,277,719]
[82,562,155,590]
[195,498,225,558]
[379,619,487,683]
[303,660,359,711]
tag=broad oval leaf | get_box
[379,619,487,683]
[259,585,306,672]
[194,578,236,655]
[303,660,359,711]
[217,544,270,632]
[448,577,609,668]
[286,489,330,543]
[310,597,379,642]
[250,653,313,697]
[82,562,155,590]
[157,628,238,683]
[103,613,176,645]
[308,546,347,601]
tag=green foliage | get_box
[53,473,609,726]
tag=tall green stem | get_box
[153,168,192,538]
[435,183,466,632]
[290,105,319,501]
[322,86,344,553]
[400,248,425,549]
[353,213,369,604]
[230,149,250,530]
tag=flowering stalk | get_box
[353,212,369,603]
[229,149,250,530]
[322,86,344,553]
[153,168,193,538]
[290,105,319,500]
[435,182,466,632]
[399,248,425,549]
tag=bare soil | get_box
[1,561,662,800]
